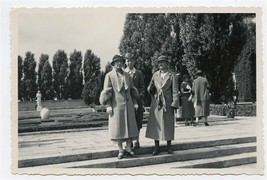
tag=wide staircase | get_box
[19,136,256,169]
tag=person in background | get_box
[146,55,179,155]
[124,52,145,149]
[180,75,195,126]
[192,70,211,126]
[100,54,139,159]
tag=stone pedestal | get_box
[36,106,42,111]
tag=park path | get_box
[18,115,258,161]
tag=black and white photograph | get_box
[7,6,264,176]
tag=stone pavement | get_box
[18,116,257,161]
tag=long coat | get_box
[192,76,210,117]
[124,68,145,130]
[103,69,138,141]
[145,70,179,141]
[181,81,195,118]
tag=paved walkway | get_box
[18,116,257,161]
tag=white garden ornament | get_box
[40,108,50,119]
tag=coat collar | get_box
[124,67,136,74]
[110,69,129,91]
[154,69,172,88]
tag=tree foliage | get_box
[119,13,255,104]
[18,55,24,100]
[82,49,101,105]
[52,50,68,99]
[41,60,53,100]
[68,50,83,99]
[37,54,49,97]
[23,52,37,101]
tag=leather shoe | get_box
[118,152,124,159]
[125,150,135,157]
[205,122,209,126]
[133,142,140,149]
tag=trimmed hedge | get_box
[18,99,89,111]
[210,103,256,116]
[18,103,256,133]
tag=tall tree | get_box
[82,49,101,105]
[41,61,53,100]
[23,52,37,101]
[119,13,256,104]
[119,14,170,105]
[83,49,101,82]
[104,61,112,75]
[18,55,24,100]
[234,15,256,102]
[68,50,83,99]
[161,14,184,73]
[37,54,49,97]
[179,14,248,103]
[52,50,68,99]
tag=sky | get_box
[18,8,127,70]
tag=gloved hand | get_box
[134,104,139,111]
[107,106,113,115]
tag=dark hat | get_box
[124,53,134,59]
[111,54,125,66]
[157,55,169,63]
[195,70,203,76]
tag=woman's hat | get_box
[195,70,203,76]
[157,55,169,63]
[124,53,134,59]
[111,54,125,66]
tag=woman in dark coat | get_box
[180,75,195,125]
[145,55,179,155]
[100,54,139,159]
[124,53,145,149]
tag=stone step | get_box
[126,152,256,169]
[27,142,256,168]
[18,136,256,168]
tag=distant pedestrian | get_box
[100,54,139,159]
[192,70,211,126]
[146,55,179,155]
[233,87,239,105]
[180,75,195,126]
[124,52,145,149]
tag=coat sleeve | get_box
[129,75,139,105]
[102,73,112,107]
[138,71,146,98]
[171,74,179,108]
[147,74,156,95]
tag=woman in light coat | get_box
[100,54,139,159]
[145,55,179,155]
[192,70,210,126]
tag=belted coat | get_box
[103,69,138,141]
[145,70,179,141]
